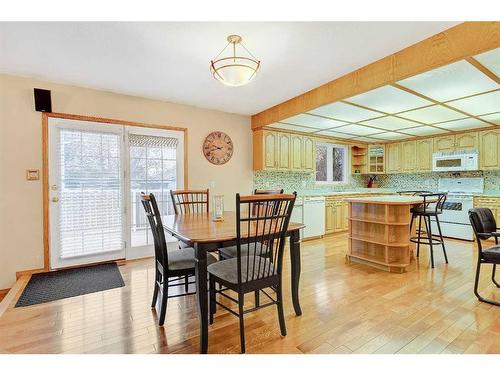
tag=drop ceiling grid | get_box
[272,52,500,141]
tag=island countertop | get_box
[345,195,431,205]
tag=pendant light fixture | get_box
[210,34,260,87]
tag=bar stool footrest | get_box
[410,237,443,246]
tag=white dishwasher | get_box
[302,196,326,239]
[290,197,304,239]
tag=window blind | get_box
[58,128,123,258]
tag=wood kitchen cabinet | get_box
[290,134,303,171]
[416,138,433,172]
[367,144,385,174]
[386,142,402,174]
[479,129,500,170]
[434,133,478,153]
[433,135,456,152]
[277,133,290,169]
[303,136,315,171]
[401,141,417,172]
[325,197,350,234]
[253,130,316,171]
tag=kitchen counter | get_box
[345,195,426,273]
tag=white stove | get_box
[430,177,484,240]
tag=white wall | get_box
[0,74,253,289]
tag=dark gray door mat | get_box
[15,263,125,307]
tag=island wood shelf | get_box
[345,195,428,273]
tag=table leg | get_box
[290,229,302,316]
[194,243,209,353]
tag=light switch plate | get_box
[26,169,40,181]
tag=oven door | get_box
[440,199,470,224]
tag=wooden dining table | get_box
[162,211,305,353]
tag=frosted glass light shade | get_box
[211,57,260,87]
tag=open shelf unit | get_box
[347,200,415,273]
[351,145,367,175]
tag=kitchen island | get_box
[345,195,428,273]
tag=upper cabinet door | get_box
[278,133,291,169]
[416,139,433,172]
[264,131,278,169]
[386,142,401,174]
[455,132,478,151]
[479,129,500,170]
[290,135,303,171]
[401,141,417,172]
[303,136,315,171]
[433,135,456,153]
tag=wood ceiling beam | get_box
[251,22,500,130]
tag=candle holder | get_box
[212,195,224,222]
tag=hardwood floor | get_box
[0,233,498,354]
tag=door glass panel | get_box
[129,134,178,247]
[58,128,123,258]
[436,158,462,168]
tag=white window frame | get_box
[315,142,348,185]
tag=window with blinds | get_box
[129,133,179,247]
[58,128,123,258]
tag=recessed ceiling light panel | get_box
[436,118,490,131]
[360,116,421,130]
[282,114,347,129]
[397,60,499,102]
[398,105,467,124]
[446,90,500,116]
[308,101,381,122]
[474,47,500,77]
[345,85,432,113]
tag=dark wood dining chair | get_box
[220,188,285,307]
[140,192,217,326]
[468,207,500,306]
[170,189,209,214]
[207,192,297,353]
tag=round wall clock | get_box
[203,131,234,165]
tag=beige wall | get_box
[0,74,253,289]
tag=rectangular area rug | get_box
[15,263,125,307]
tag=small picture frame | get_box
[26,169,40,181]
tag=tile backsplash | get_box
[375,170,500,192]
[253,170,500,193]
[253,170,365,192]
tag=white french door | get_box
[48,117,184,269]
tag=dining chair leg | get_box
[410,213,415,232]
[254,290,260,307]
[492,264,500,288]
[474,261,500,306]
[276,283,287,337]
[151,268,160,308]
[435,217,448,263]
[238,292,246,353]
[184,275,189,293]
[209,277,216,325]
[424,216,434,268]
[158,277,169,326]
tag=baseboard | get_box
[16,267,47,280]
[0,288,10,303]
[0,275,30,318]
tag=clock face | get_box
[203,131,234,165]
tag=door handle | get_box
[51,197,59,203]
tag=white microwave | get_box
[432,151,479,172]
